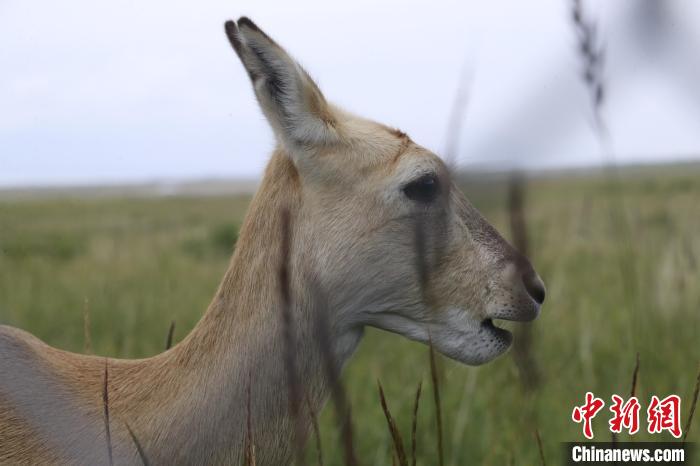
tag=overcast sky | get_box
[1,0,699,187]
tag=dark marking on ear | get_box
[224,17,335,147]
[225,18,289,122]
[224,21,243,57]
[237,17,286,57]
[225,20,261,81]
[246,42,286,104]
[237,17,275,43]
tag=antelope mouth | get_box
[480,299,541,349]
[480,318,513,345]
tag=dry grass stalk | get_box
[278,208,305,465]
[428,338,444,466]
[245,371,256,466]
[630,352,640,398]
[377,380,408,466]
[570,0,607,137]
[443,68,472,170]
[682,365,700,444]
[685,239,697,271]
[310,281,358,466]
[570,0,644,359]
[125,422,150,466]
[305,393,324,466]
[508,174,540,392]
[413,214,428,291]
[83,297,92,354]
[410,381,422,466]
[613,348,641,445]
[165,321,176,350]
[412,88,461,466]
[102,358,113,466]
[534,428,546,466]
[411,204,450,297]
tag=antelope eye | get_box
[403,174,439,203]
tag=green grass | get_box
[1,166,699,465]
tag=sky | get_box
[1,0,699,187]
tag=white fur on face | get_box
[362,306,513,365]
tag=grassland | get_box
[1,164,699,465]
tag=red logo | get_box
[572,392,605,439]
[647,394,682,438]
[608,395,641,435]
[572,393,682,439]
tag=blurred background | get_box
[1,1,699,464]
[2,0,700,186]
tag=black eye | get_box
[403,174,440,203]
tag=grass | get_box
[1,164,699,464]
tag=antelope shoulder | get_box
[0,325,133,464]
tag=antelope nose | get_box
[522,270,546,305]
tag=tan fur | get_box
[0,17,544,465]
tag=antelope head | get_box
[225,18,545,366]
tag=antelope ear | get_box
[224,18,337,153]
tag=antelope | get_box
[0,17,545,465]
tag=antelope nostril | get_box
[522,271,546,305]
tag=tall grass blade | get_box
[630,352,640,398]
[377,380,408,466]
[83,297,92,354]
[125,422,150,466]
[535,428,546,466]
[682,365,700,444]
[278,208,305,465]
[443,67,472,170]
[310,280,358,466]
[165,320,176,350]
[102,358,113,466]
[411,381,422,466]
[245,371,256,466]
[508,173,540,392]
[614,352,641,444]
[429,339,444,466]
[570,0,607,138]
[306,393,324,466]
